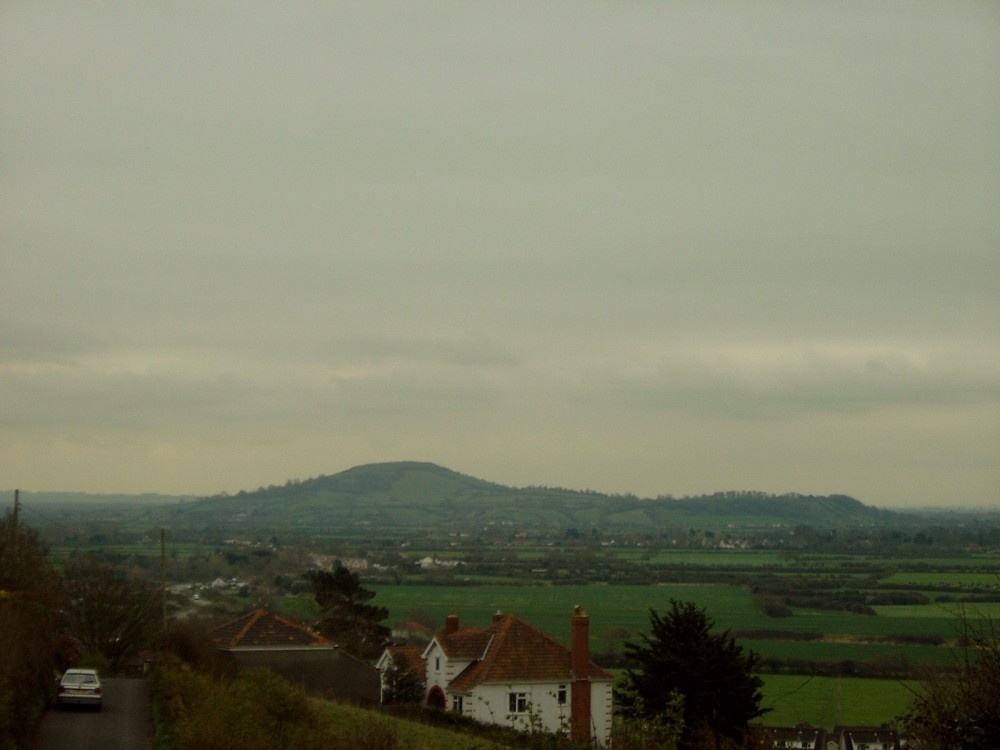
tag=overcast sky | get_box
[2,2,998,508]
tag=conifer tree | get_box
[619,600,767,750]
[308,563,390,660]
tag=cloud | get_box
[1,1,997,504]
[574,339,1000,420]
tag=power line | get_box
[765,674,816,705]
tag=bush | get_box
[161,620,228,675]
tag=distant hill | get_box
[128,461,907,532]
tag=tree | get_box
[619,600,767,750]
[62,556,159,671]
[904,610,999,750]
[381,650,425,705]
[307,563,390,660]
[0,508,63,746]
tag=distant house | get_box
[398,606,613,745]
[755,724,903,750]
[209,607,379,704]
[390,619,435,644]
[829,726,901,750]
[753,724,827,750]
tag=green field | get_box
[760,675,916,727]
[370,583,761,646]
[366,583,969,672]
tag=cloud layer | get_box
[2,1,998,506]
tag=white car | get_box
[56,668,102,710]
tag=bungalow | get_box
[209,607,379,704]
[411,605,614,746]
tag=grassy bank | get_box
[149,665,517,750]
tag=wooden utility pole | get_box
[12,489,19,553]
[160,528,167,633]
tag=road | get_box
[32,678,153,750]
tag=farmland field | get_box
[760,675,916,727]
[367,582,968,673]
[371,583,760,643]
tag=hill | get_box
[134,461,906,532]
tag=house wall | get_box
[589,680,614,746]
[459,680,613,746]
[422,641,471,700]
[465,681,569,736]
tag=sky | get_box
[2,2,998,508]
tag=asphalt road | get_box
[32,678,153,750]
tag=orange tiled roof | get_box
[445,615,612,692]
[437,625,494,660]
[210,607,332,648]
[386,644,428,683]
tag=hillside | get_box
[131,461,905,532]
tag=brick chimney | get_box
[445,613,459,635]
[492,610,505,623]
[570,605,591,743]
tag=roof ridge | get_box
[232,608,266,646]
[446,612,614,690]
[268,609,331,643]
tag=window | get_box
[508,692,528,714]
[452,695,463,712]
[557,685,567,705]
[435,657,440,672]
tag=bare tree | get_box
[62,557,159,671]
[905,609,999,750]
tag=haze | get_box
[2,2,998,508]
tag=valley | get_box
[11,462,1000,730]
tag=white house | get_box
[416,605,613,746]
[829,726,901,750]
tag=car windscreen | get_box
[63,673,98,685]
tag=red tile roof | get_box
[210,608,332,648]
[386,645,428,683]
[443,615,612,692]
[437,625,494,660]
